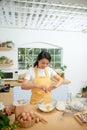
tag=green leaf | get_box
[0,113,20,130]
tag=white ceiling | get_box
[0,0,87,32]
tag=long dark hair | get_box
[34,50,51,67]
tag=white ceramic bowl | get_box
[56,101,66,111]
[13,99,29,106]
[37,99,57,112]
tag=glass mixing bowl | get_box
[37,99,57,112]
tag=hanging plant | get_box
[59,65,67,78]
[60,65,67,71]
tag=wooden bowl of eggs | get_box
[16,111,41,128]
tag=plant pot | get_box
[82,91,87,97]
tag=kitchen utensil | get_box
[74,112,87,126]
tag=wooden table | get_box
[0,89,87,130]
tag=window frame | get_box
[18,48,63,70]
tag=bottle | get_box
[66,92,72,105]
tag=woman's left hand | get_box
[47,85,57,92]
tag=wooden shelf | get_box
[0,63,13,66]
[4,79,71,87]
[0,47,13,50]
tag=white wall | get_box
[0,28,87,96]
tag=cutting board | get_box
[74,112,87,126]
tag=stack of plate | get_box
[56,101,66,111]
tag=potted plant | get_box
[59,65,67,78]
[0,70,4,85]
[1,41,15,48]
[6,41,15,48]
[81,86,87,97]
[0,113,19,130]
[0,70,4,78]
[0,56,7,64]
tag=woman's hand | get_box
[38,85,49,93]
[37,85,56,93]
[47,85,57,92]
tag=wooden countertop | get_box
[4,80,22,86]
[4,79,71,86]
[0,89,87,130]
[0,88,13,105]
[16,110,87,130]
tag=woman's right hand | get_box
[37,85,49,93]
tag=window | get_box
[18,48,62,69]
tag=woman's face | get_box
[38,58,50,69]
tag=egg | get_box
[29,111,35,118]
[23,115,27,120]
[20,118,24,122]
[35,117,40,123]
[26,112,30,117]
[21,112,26,117]
[27,116,32,121]
[46,105,50,111]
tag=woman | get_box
[21,50,63,104]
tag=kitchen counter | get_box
[24,105,87,130]
[0,89,87,130]
[4,80,22,86]
[0,88,13,105]
[4,79,71,86]
[16,110,87,130]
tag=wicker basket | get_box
[17,115,36,128]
